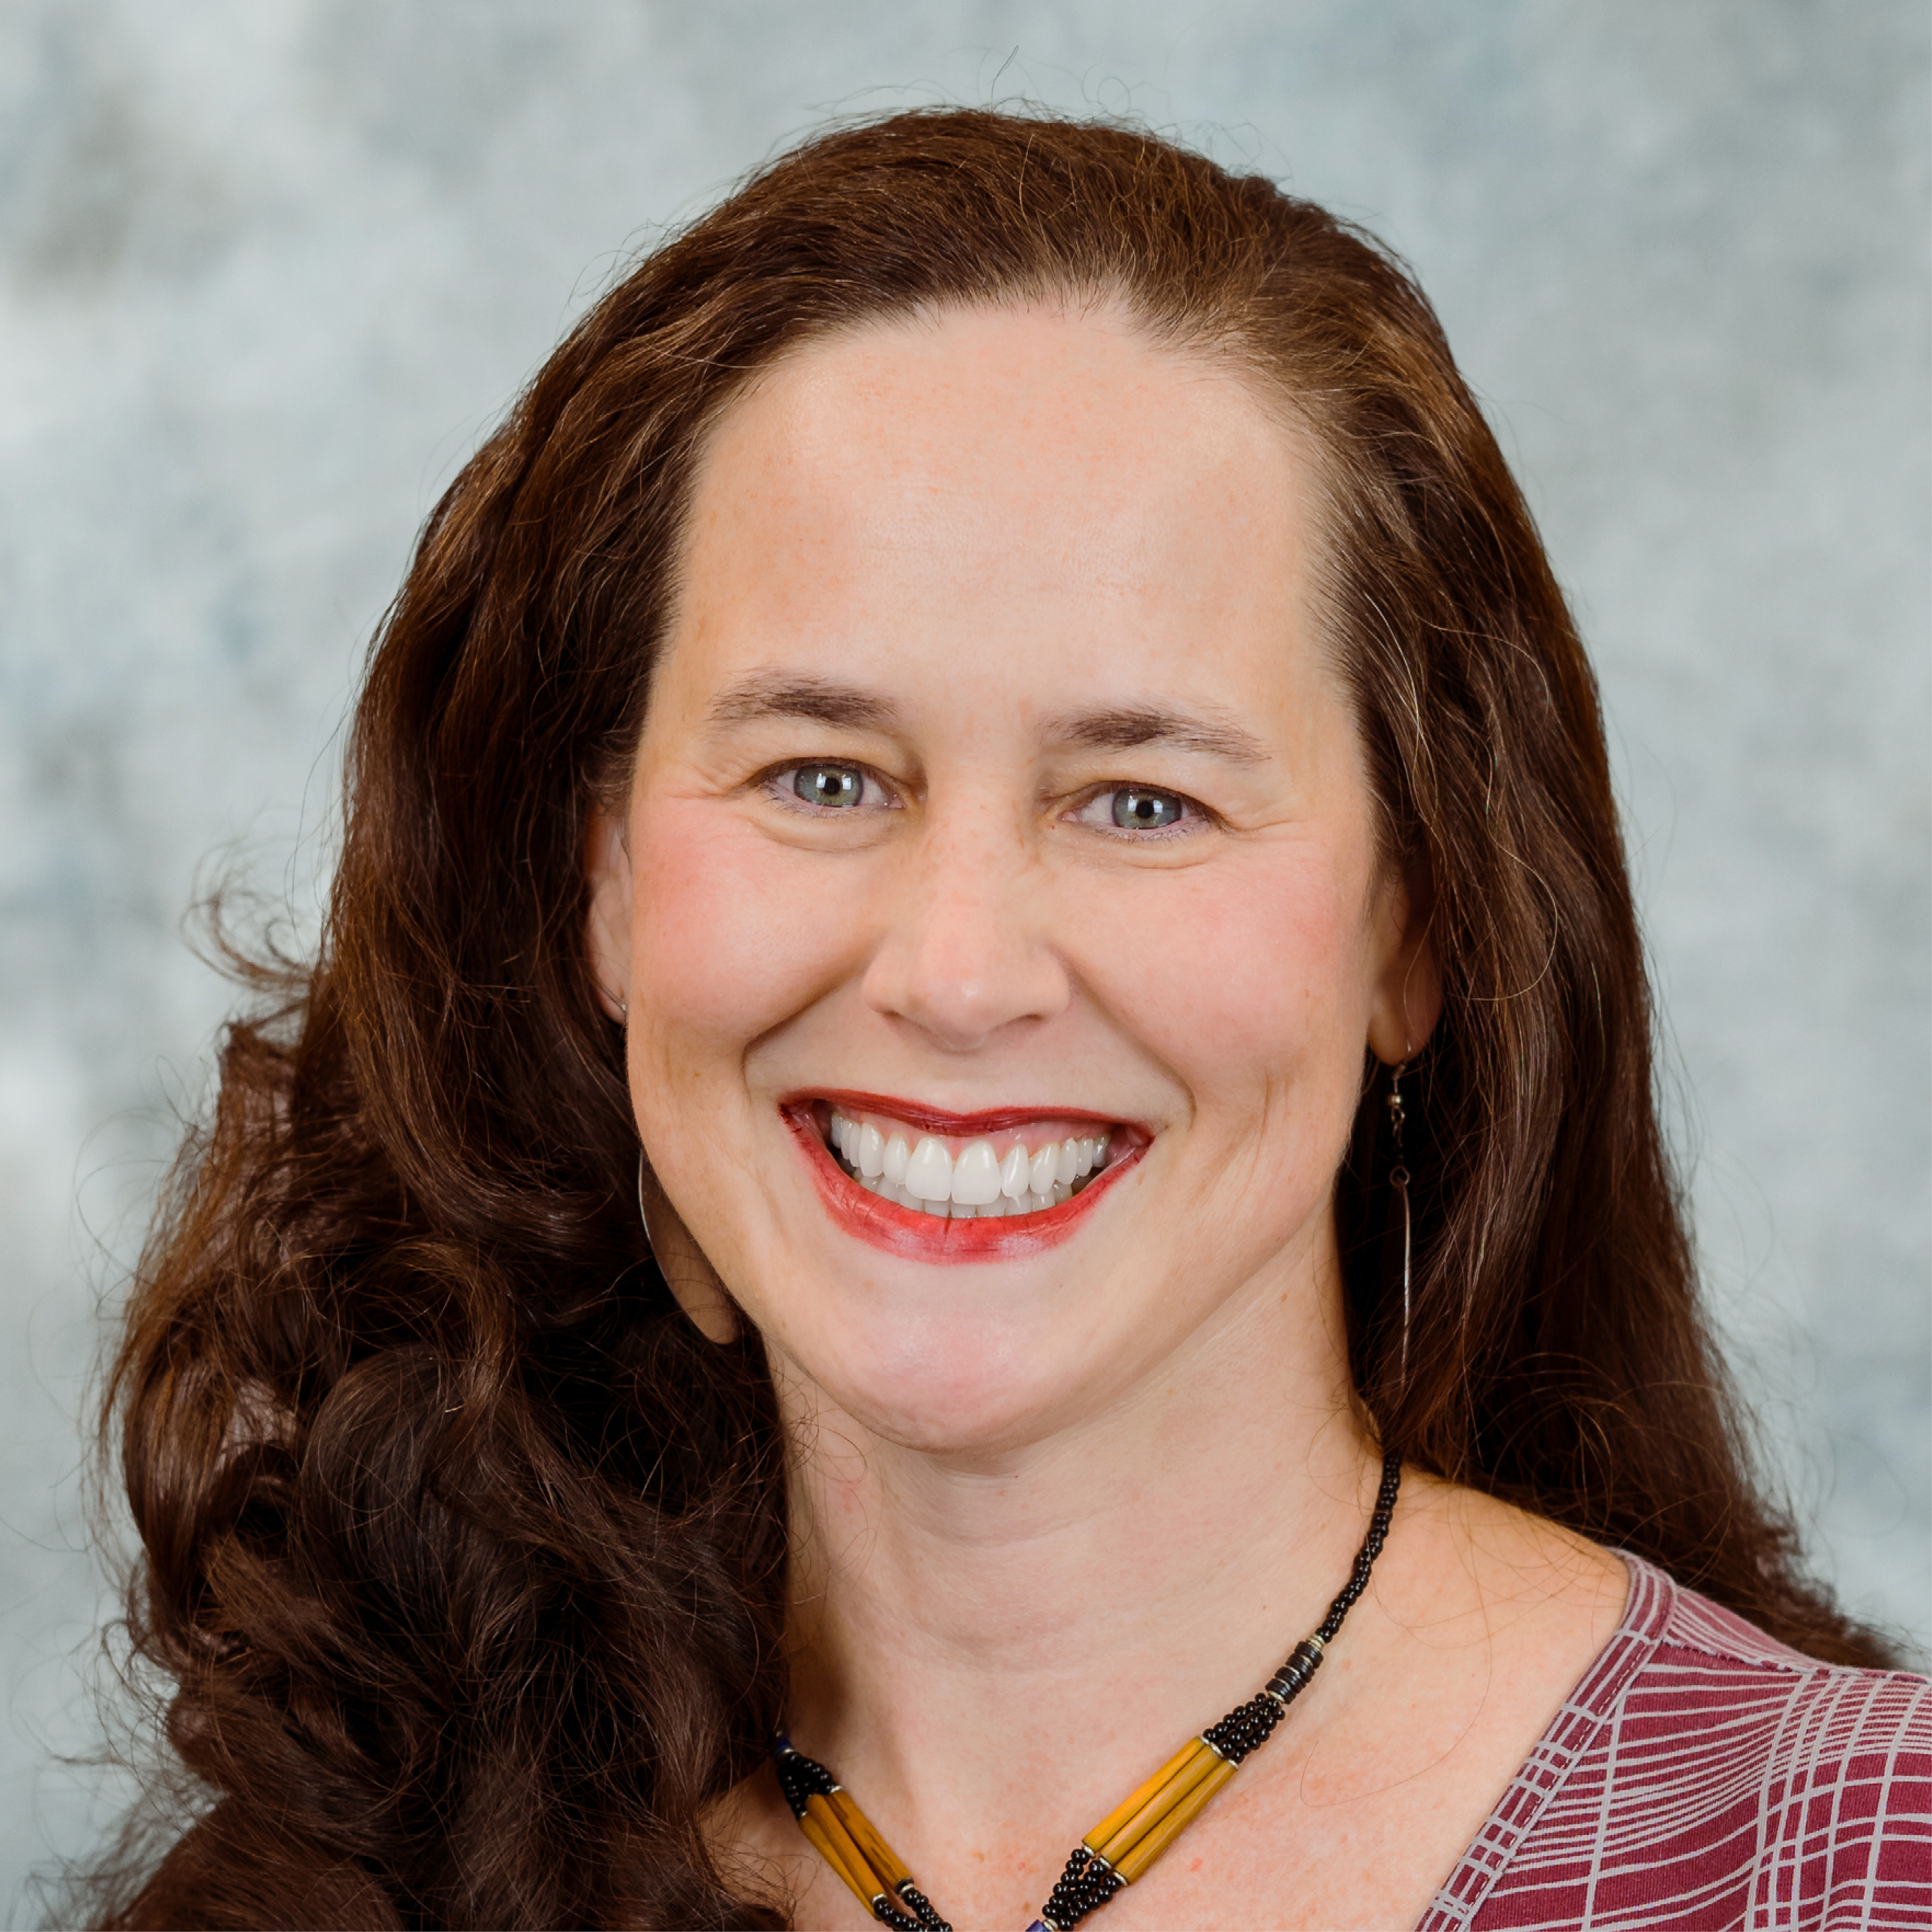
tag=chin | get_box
[777,1292,1120,1459]
[840,1359,1080,1459]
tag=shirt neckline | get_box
[1412,1552,1677,1931]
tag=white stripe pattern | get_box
[1417,1556,1932,1931]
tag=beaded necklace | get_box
[772,1452,1402,1932]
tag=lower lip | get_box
[784,1114,1141,1263]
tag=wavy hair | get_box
[98,108,1889,1930]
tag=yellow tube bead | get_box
[797,1809,876,1908]
[1110,1756,1238,1884]
[1081,1738,1211,1858]
[825,1788,912,1892]
[803,1794,887,1906]
[1092,1738,1222,1867]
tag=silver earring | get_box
[1386,1063,1412,1390]
[636,1148,739,1344]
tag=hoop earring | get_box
[1386,1063,1413,1390]
[636,1148,739,1344]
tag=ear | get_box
[1367,855,1443,1067]
[638,1161,741,1345]
[584,801,633,1021]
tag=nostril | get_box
[859,906,1072,1049]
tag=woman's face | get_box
[587,303,1435,1455]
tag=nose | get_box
[860,797,1071,1051]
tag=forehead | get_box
[664,302,1329,724]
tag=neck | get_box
[777,1233,1383,1849]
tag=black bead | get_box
[771,1739,837,1817]
[897,1883,952,1932]
[1043,1849,1125,1930]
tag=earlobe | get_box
[1368,863,1443,1067]
[638,1159,741,1344]
[583,803,635,1022]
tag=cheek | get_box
[1079,847,1373,1132]
[626,802,856,1062]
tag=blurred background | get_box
[2,0,1926,1912]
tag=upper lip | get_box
[780,1088,1135,1135]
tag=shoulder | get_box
[1424,1556,1932,1932]
[1633,1562,1931,1784]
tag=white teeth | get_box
[828,1111,1123,1219]
[1000,1144,1030,1199]
[905,1136,955,1202]
[950,1139,1002,1205]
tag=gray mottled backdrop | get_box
[3,0,1926,1912]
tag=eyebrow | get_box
[1047,703,1270,765]
[705,674,903,733]
[703,676,1270,767]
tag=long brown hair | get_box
[98,108,1888,1930]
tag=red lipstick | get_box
[799,1090,1126,1137]
[779,1099,1144,1264]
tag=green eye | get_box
[794,765,863,808]
[1111,788,1185,830]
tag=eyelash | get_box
[1066,784,1211,840]
[759,761,900,814]
[758,763,1213,839]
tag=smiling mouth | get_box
[815,1103,1122,1221]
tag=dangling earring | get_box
[1386,1062,1413,1390]
[635,1148,739,1344]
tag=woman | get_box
[102,111,1926,1929]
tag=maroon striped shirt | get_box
[1417,1555,1932,1930]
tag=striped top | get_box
[1418,1556,1932,1931]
